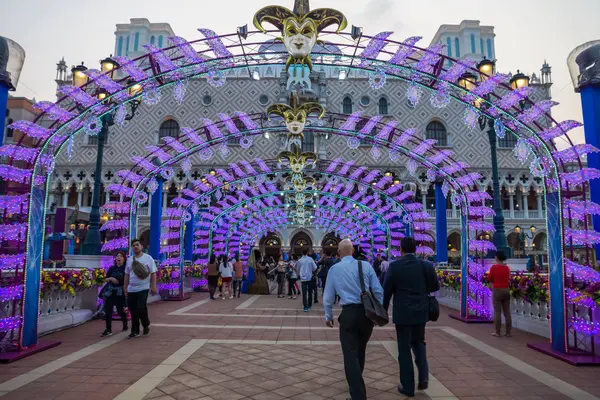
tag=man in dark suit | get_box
[383,237,440,397]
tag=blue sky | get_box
[2,0,599,144]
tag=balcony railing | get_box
[424,209,544,220]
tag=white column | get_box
[82,187,89,206]
[76,190,83,206]
[421,187,427,210]
[147,190,152,210]
[523,189,529,219]
[105,191,110,204]
[62,189,69,208]
[509,192,515,219]
[162,189,168,209]
[536,192,543,217]
[48,193,55,208]
[451,202,457,219]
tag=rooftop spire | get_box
[293,0,310,16]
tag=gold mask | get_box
[267,93,325,144]
[253,0,347,71]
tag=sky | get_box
[2,0,599,145]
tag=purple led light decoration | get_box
[413,44,444,74]
[0,285,23,302]
[57,85,98,108]
[388,36,422,66]
[570,318,600,337]
[7,120,53,140]
[463,106,479,131]
[113,56,147,81]
[369,68,387,89]
[102,237,129,252]
[406,81,423,107]
[206,69,226,87]
[537,120,583,142]
[0,316,22,332]
[0,254,25,270]
[33,101,75,122]
[174,80,187,105]
[495,86,534,110]
[518,100,558,124]
[359,31,393,67]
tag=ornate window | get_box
[266,237,280,247]
[378,97,389,115]
[455,38,460,58]
[425,121,448,146]
[117,37,123,56]
[159,119,180,140]
[150,36,155,45]
[134,32,139,51]
[498,134,518,149]
[342,96,353,114]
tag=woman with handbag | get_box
[101,251,128,337]
[276,254,287,298]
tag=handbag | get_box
[421,260,440,322]
[357,261,389,327]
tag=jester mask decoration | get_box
[267,94,325,149]
[254,0,347,71]
[278,149,318,173]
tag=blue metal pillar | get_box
[184,214,194,262]
[435,182,448,263]
[580,84,600,255]
[149,178,163,260]
[0,81,9,148]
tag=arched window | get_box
[117,37,123,56]
[303,130,315,152]
[498,134,518,149]
[342,96,353,114]
[480,38,485,57]
[487,39,493,59]
[425,121,448,146]
[470,34,476,54]
[125,36,130,56]
[158,119,180,140]
[378,97,389,115]
[446,38,452,57]
[454,38,460,58]
[158,35,164,48]
[134,32,139,51]
[150,35,155,45]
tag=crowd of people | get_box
[98,236,514,400]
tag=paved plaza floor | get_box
[0,292,599,400]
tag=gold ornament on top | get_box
[253,0,347,72]
[267,93,325,149]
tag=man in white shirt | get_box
[124,239,157,338]
[296,248,317,312]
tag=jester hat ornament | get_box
[278,149,318,173]
[254,0,347,71]
[267,93,325,149]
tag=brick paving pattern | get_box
[1,292,599,399]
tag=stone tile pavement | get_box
[0,292,598,400]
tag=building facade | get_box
[48,19,554,259]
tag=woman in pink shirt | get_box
[233,258,244,298]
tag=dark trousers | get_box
[395,324,428,395]
[320,276,327,290]
[277,272,286,296]
[339,304,374,400]
[287,278,298,296]
[233,279,242,297]
[208,275,218,298]
[493,288,512,335]
[127,290,150,335]
[301,281,313,308]
[312,277,318,301]
[104,295,126,332]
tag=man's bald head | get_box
[338,239,354,258]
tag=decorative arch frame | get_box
[1,23,596,362]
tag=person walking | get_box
[310,253,319,303]
[383,237,440,397]
[276,254,288,298]
[380,255,389,284]
[372,253,382,279]
[100,251,128,337]
[297,248,318,312]
[323,239,383,400]
[488,250,512,337]
[207,254,219,300]
[287,258,299,299]
[124,239,157,339]
[219,255,234,299]
[233,257,244,298]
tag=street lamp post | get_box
[72,58,142,255]
[459,60,530,259]
[515,225,536,270]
